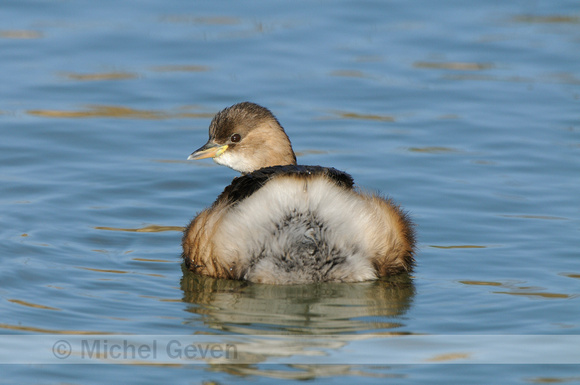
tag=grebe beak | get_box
[188,141,229,160]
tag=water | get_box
[1,0,579,383]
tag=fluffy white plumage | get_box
[214,176,381,283]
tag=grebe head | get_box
[188,102,297,174]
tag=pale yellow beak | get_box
[187,141,228,160]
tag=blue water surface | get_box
[1,0,579,383]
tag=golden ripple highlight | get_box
[443,74,533,83]
[414,61,494,71]
[8,299,60,311]
[132,258,174,263]
[493,291,575,299]
[60,72,138,81]
[408,146,461,154]
[0,323,115,334]
[425,352,471,362]
[0,30,43,39]
[151,65,209,72]
[561,273,580,279]
[527,376,580,383]
[95,225,184,232]
[430,245,486,249]
[295,149,330,156]
[28,105,169,119]
[544,73,580,86]
[513,15,580,24]
[461,280,577,300]
[139,295,182,302]
[331,110,395,122]
[27,105,214,120]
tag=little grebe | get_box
[182,102,415,284]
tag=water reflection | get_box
[209,364,405,381]
[181,266,415,335]
[180,268,414,378]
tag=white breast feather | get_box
[213,175,392,283]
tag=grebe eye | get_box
[230,133,241,143]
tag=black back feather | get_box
[214,165,354,206]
